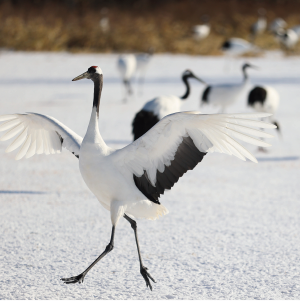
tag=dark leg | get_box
[61,226,115,284]
[124,214,155,290]
[124,80,133,95]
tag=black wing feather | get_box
[133,136,206,204]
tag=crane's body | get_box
[251,17,267,36]
[202,82,247,109]
[250,8,267,43]
[0,65,276,290]
[193,24,210,40]
[132,70,206,140]
[201,63,254,112]
[248,86,279,114]
[79,109,167,221]
[248,85,281,137]
[222,38,257,56]
[117,54,137,97]
[275,28,299,50]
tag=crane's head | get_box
[182,69,206,84]
[242,63,259,72]
[72,66,103,81]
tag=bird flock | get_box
[0,50,281,291]
[220,11,300,55]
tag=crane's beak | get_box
[72,71,89,81]
[193,75,207,85]
[249,64,259,70]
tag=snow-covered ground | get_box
[0,52,299,299]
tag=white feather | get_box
[0,123,24,141]
[16,135,31,160]
[0,113,82,159]
[0,115,17,121]
[0,119,20,132]
[25,131,37,158]
[5,127,28,153]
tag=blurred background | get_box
[1,0,300,54]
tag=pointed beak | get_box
[193,75,207,85]
[247,64,259,70]
[72,71,89,81]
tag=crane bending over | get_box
[0,66,276,290]
[132,69,206,140]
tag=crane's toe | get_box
[61,273,85,284]
[140,266,156,291]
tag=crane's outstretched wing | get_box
[111,112,276,204]
[0,113,82,160]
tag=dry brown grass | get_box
[1,0,300,55]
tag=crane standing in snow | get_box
[132,69,206,140]
[117,54,137,101]
[0,66,276,290]
[250,8,267,43]
[201,63,256,113]
[248,85,280,151]
[221,38,258,56]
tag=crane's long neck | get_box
[93,75,103,115]
[84,74,107,149]
[180,76,191,100]
[242,67,249,82]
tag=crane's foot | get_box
[61,272,86,284]
[140,266,155,291]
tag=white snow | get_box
[0,51,299,299]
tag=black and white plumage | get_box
[248,85,280,134]
[275,28,299,50]
[221,38,257,56]
[250,9,267,43]
[132,70,206,140]
[201,63,256,112]
[0,66,276,290]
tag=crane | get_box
[117,54,137,100]
[221,38,258,56]
[250,8,267,43]
[0,65,276,290]
[201,63,256,112]
[248,85,280,151]
[132,70,206,140]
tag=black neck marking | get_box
[92,74,103,116]
[242,65,249,81]
[180,75,191,99]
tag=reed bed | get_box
[0,0,300,55]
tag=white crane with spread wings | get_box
[0,66,276,290]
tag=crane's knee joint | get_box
[130,220,137,230]
[105,243,114,252]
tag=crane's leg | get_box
[124,80,133,95]
[61,226,115,284]
[124,214,156,290]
